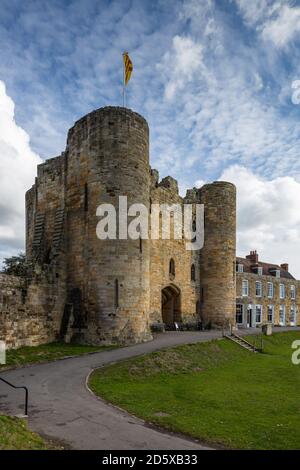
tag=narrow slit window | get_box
[169,258,175,277]
[191,264,196,281]
[114,279,119,308]
[84,183,88,211]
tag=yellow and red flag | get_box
[123,52,133,86]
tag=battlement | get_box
[158,176,179,194]
[37,154,64,180]
[67,106,149,147]
[184,187,200,203]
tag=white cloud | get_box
[155,7,300,183]
[0,80,41,263]
[158,35,205,101]
[220,165,300,279]
[235,0,300,48]
[194,179,206,188]
[261,4,300,47]
[234,0,275,26]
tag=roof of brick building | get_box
[236,256,295,280]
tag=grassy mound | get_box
[0,416,57,450]
[89,331,300,450]
[0,342,115,370]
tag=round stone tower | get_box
[199,181,236,328]
[65,107,151,344]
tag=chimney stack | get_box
[246,250,259,264]
[281,263,289,272]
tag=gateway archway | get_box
[161,284,182,325]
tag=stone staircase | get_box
[224,332,259,353]
[52,208,64,255]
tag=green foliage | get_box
[1,252,29,277]
[89,332,300,450]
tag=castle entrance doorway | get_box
[161,284,182,326]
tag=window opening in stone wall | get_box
[84,183,88,211]
[115,279,119,308]
[191,264,196,281]
[169,258,175,278]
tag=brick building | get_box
[236,250,299,328]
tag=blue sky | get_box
[1,0,300,276]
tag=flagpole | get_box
[122,52,125,108]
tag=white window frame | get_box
[257,267,263,276]
[255,305,262,325]
[276,269,280,278]
[236,304,244,325]
[290,304,296,326]
[279,305,286,326]
[279,283,285,299]
[242,279,249,297]
[267,305,274,324]
[267,282,274,299]
[236,264,244,273]
[291,285,296,300]
[255,281,262,297]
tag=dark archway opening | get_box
[161,284,181,326]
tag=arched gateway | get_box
[161,284,182,325]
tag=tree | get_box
[2,252,28,277]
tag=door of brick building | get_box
[247,305,253,328]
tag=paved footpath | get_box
[0,327,299,450]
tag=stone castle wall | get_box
[199,182,237,328]
[3,105,300,349]
[65,107,152,344]
[149,173,200,324]
[1,106,240,348]
[26,155,66,263]
[23,107,154,345]
[0,272,65,349]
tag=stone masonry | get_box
[0,270,65,348]
[0,106,299,349]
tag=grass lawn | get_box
[89,331,300,450]
[0,415,58,450]
[0,342,115,370]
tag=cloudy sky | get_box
[1,0,300,276]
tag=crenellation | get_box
[150,168,159,188]
[158,176,179,194]
[184,187,200,203]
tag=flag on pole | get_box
[123,52,133,86]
